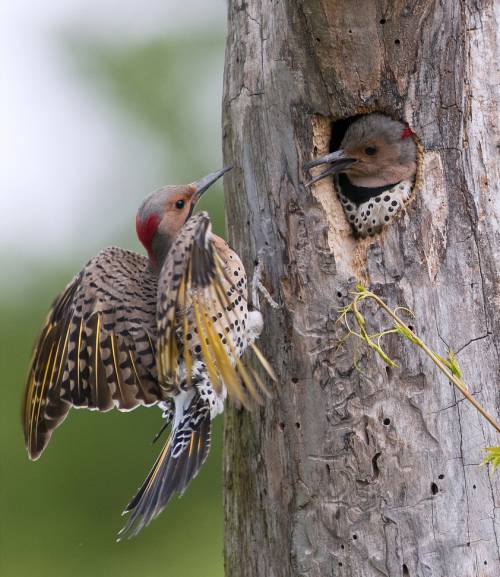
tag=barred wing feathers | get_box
[156,212,275,408]
[23,247,161,460]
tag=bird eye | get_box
[365,146,377,156]
[175,199,185,209]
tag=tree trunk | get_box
[222,1,500,576]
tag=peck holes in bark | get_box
[306,112,419,239]
[431,482,439,495]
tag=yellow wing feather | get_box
[156,212,276,407]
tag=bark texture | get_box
[222,2,500,576]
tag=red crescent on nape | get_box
[136,214,160,261]
[401,127,413,139]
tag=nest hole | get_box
[329,115,365,153]
[325,113,419,239]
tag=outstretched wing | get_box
[23,247,161,460]
[156,212,275,408]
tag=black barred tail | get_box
[118,394,211,540]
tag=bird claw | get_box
[251,248,280,311]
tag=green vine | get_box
[338,284,500,468]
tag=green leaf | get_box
[482,447,500,471]
[445,349,462,378]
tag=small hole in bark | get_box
[383,418,391,426]
[279,422,285,431]
[295,422,301,429]
[316,37,321,42]
[408,325,415,333]
[484,561,487,565]
[386,366,392,379]
[467,542,470,546]
[438,474,444,479]
[431,482,438,495]
[473,484,477,489]
[291,377,299,384]
[395,38,401,45]
[372,452,381,477]
[341,544,345,550]
[380,18,386,24]
[348,29,352,34]
[352,534,358,540]
[338,562,343,567]
[337,290,343,298]
[402,564,409,576]
[326,464,331,474]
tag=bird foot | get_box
[251,249,280,311]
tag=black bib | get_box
[338,173,400,205]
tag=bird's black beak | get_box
[303,150,357,187]
[191,166,233,203]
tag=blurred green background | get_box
[1,2,227,576]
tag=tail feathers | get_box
[118,396,211,540]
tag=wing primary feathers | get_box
[109,332,124,404]
[156,212,276,405]
[250,343,277,383]
[76,317,84,401]
[23,247,161,460]
[182,302,193,389]
[192,299,220,389]
[94,313,101,404]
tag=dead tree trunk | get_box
[222,1,500,576]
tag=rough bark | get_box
[222,2,500,576]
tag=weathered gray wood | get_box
[222,1,500,576]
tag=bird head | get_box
[136,166,231,268]
[305,114,416,188]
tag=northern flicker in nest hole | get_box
[22,167,276,539]
[304,113,417,237]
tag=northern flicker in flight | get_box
[23,167,275,539]
[304,113,417,237]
